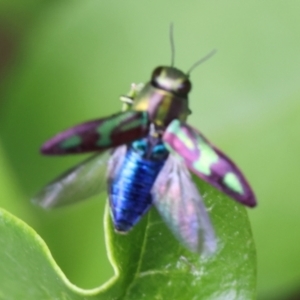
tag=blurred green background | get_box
[0,1,299,299]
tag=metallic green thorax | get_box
[132,66,191,128]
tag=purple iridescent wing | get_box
[41,111,149,155]
[33,147,126,208]
[163,120,257,207]
[152,155,217,255]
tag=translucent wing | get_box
[41,110,149,155]
[33,147,126,208]
[152,154,217,255]
[163,120,257,207]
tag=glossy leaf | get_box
[103,179,256,299]
[0,179,256,299]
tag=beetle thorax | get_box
[133,82,190,127]
[132,66,192,127]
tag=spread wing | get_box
[33,147,126,208]
[163,120,257,207]
[41,111,149,155]
[152,154,217,255]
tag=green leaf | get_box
[0,208,97,300]
[0,179,256,299]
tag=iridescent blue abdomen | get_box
[109,138,168,232]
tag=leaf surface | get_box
[0,179,256,299]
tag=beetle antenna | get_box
[170,23,175,67]
[187,49,217,75]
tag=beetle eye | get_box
[151,67,163,81]
[177,80,192,95]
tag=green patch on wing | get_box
[61,135,82,149]
[168,120,195,150]
[96,111,148,147]
[96,120,113,147]
[119,111,148,132]
[193,138,219,176]
[223,172,244,194]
